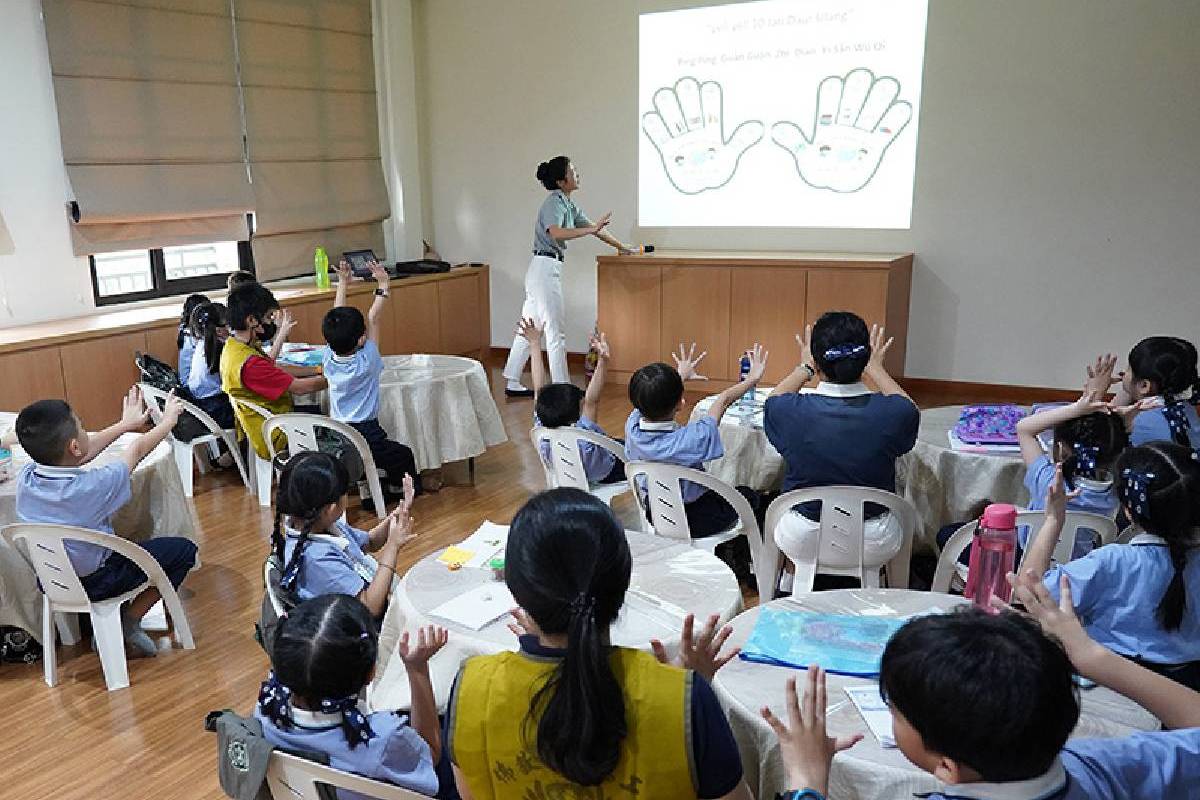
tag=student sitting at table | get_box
[271,451,417,619]
[517,316,624,485]
[186,301,236,431]
[763,313,918,586]
[14,388,198,657]
[221,282,323,460]
[445,488,751,800]
[176,293,209,382]
[324,259,421,497]
[226,270,257,292]
[763,575,1200,800]
[257,593,454,799]
[1022,445,1200,690]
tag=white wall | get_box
[411,0,1200,388]
[0,0,97,326]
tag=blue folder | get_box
[738,608,907,677]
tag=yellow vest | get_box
[219,336,293,458]
[450,647,696,800]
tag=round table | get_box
[712,589,1159,800]
[290,351,507,472]
[692,389,786,493]
[0,412,198,642]
[368,528,743,712]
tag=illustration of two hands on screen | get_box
[642,68,913,195]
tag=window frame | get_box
[89,241,255,307]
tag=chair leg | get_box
[55,612,81,646]
[91,604,131,691]
[861,567,882,588]
[255,453,273,507]
[42,597,57,688]
[173,442,195,498]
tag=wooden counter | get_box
[0,266,490,428]
[596,252,912,387]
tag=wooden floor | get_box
[0,361,980,799]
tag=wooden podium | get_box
[596,251,913,387]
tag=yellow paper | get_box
[438,545,475,566]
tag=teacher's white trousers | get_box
[504,255,569,384]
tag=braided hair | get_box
[271,451,350,603]
[261,594,378,747]
[1115,443,1200,630]
[1128,337,1200,447]
[188,301,228,375]
[1055,412,1128,489]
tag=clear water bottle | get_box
[965,503,1018,612]
[314,246,330,290]
[737,352,752,410]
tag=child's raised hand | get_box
[1008,571,1105,676]
[275,309,296,341]
[672,342,708,381]
[795,325,814,369]
[121,385,150,430]
[507,607,536,637]
[160,390,184,425]
[401,472,416,515]
[368,259,389,288]
[335,258,352,283]
[651,612,739,683]
[866,324,894,373]
[1044,464,1079,525]
[1083,353,1121,400]
[385,504,416,549]
[399,625,448,668]
[591,331,611,361]
[744,343,768,384]
[1108,396,1162,431]
[760,666,864,797]
[517,317,544,346]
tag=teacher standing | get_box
[503,155,633,396]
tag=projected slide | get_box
[639,0,928,229]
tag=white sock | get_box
[506,380,527,391]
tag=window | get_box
[90,241,254,305]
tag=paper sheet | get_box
[845,685,896,748]
[428,583,515,631]
[452,521,510,569]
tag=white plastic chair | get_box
[265,750,427,800]
[764,487,917,594]
[530,426,630,506]
[139,383,251,498]
[1,523,195,691]
[263,554,285,619]
[624,461,776,592]
[931,510,1120,594]
[231,396,279,506]
[263,413,386,514]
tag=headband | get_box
[258,671,375,747]
[822,344,868,362]
[1071,443,1100,476]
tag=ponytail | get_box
[189,302,227,375]
[178,294,209,349]
[1129,336,1200,447]
[1160,544,1189,631]
[507,488,632,786]
[1056,413,1127,490]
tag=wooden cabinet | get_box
[60,331,147,429]
[597,253,913,387]
[0,348,67,411]
[438,276,481,356]
[143,326,181,366]
[393,282,442,355]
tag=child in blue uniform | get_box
[518,317,624,485]
[1023,443,1200,688]
[15,388,197,656]
[325,258,420,500]
[256,593,451,800]
[185,301,235,430]
[176,293,209,380]
[271,451,417,619]
[1114,336,1200,447]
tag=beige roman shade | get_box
[234,0,390,281]
[41,0,253,255]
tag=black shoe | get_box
[504,387,534,398]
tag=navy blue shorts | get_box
[79,537,198,602]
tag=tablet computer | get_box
[342,249,378,277]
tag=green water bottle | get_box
[314,246,330,289]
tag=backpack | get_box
[134,351,209,442]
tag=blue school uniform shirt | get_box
[255,705,439,800]
[624,410,723,503]
[1021,454,1119,550]
[323,340,384,424]
[1044,534,1200,664]
[178,333,197,381]
[534,414,616,483]
[1131,403,1200,447]
[186,344,223,399]
[283,519,377,600]
[15,461,132,576]
[916,728,1200,800]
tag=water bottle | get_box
[965,503,1018,612]
[738,352,752,410]
[314,246,330,290]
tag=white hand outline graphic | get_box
[771,68,913,193]
[642,77,764,195]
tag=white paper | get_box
[428,583,515,631]
[947,430,1022,454]
[845,685,895,747]
[456,521,510,569]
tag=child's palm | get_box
[400,625,448,665]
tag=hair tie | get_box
[822,344,868,362]
[257,671,294,729]
[569,593,595,617]
[316,694,376,748]
[1071,443,1100,475]
[1162,400,1192,443]
[1120,466,1157,519]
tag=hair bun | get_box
[536,161,549,182]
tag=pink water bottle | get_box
[964,503,1018,612]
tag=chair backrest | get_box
[263,555,285,618]
[262,413,385,513]
[139,383,222,437]
[932,520,975,594]
[1014,510,1120,570]
[530,426,627,490]
[764,486,919,592]
[623,461,777,592]
[265,750,427,800]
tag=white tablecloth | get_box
[713,589,1158,800]
[369,529,743,712]
[692,389,786,493]
[0,412,197,641]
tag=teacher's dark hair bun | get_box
[537,155,571,190]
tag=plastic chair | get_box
[263,413,386,515]
[1,523,195,691]
[624,461,776,592]
[931,510,1120,594]
[263,554,285,619]
[265,750,428,800]
[763,487,917,594]
[530,426,630,506]
[139,383,251,498]
[230,396,279,506]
